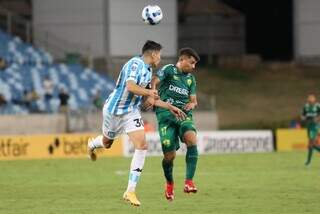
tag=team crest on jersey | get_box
[187,79,192,86]
[130,62,138,72]
[157,69,164,77]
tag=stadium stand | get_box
[0,28,115,114]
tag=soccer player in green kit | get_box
[151,48,200,201]
[301,93,320,166]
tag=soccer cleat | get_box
[165,182,174,201]
[123,191,141,206]
[184,179,197,193]
[87,138,97,161]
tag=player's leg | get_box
[87,108,119,161]
[163,151,176,201]
[179,120,198,193]
[313,133,320,152]
[305,128,317,166]
[123,111,147,206]
[87,135,114,161]
[159,122,179,201]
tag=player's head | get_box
[307,93,316,104]
[177,48,200,73]
[142,40,162,67]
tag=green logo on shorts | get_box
[162,139,171,147]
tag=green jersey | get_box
[155,64,196,116]
[302,103,320,140]
[302,103,320,126]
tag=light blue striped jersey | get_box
[104,56,152,115]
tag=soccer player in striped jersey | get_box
[301,94,320,166]
[87,40,186,206]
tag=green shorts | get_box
[307,123,320,140]
[156,110,197,153]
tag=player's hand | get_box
[183,102,196,111]
[169,105,186,121]
[142,96,155,111]
[148,89,159,100]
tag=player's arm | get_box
[151,76,160,90]
[154,99,186,120]
[143,67,168,110]
[125,60,159,99]
[126,80,159,99]
[141,76,161,110]
[184,95,198,111]
[301,106,306,121]
[184,76,197,111]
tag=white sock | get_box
[88,135,104,149]
[126,149,147,192]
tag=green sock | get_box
[305,147,313,166]
[186,145,198,180]
[162,159,173,183]
[313,145,320,152]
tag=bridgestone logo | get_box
[169,85,188,96]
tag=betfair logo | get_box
[48,138,60,154]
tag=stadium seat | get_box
[0,28,115,114]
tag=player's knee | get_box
[135,142,148,150]
[184,132,197,146]
[184,137,197,146]
[164,152,175,162]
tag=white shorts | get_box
[102,107,144,139]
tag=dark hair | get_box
[142,40,162,54]
[179,47,200,62]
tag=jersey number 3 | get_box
[134,118,144,127]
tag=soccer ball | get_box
[142,5,163,25]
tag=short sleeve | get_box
[127,60,142,83]
[301,105,307,117]
[190,76,196,96]
[156,64,173,81]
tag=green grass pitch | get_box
[0,152,319,214]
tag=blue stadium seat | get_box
[0,28,115,114]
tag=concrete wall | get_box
[294,0,320,59]
[179,15,245,56]
[32,0,177,59]
[0,111,218,135]
[108,0,177,57]
[32,0,105,57]
[0,114,66,135]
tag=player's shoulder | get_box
[128,56,144,67]
[127,56,144,67]
[186,73,196,82]
[160,64,175,72]
[157,64,175,77]
[126,56,144,72]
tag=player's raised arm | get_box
[126,80,159,99]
